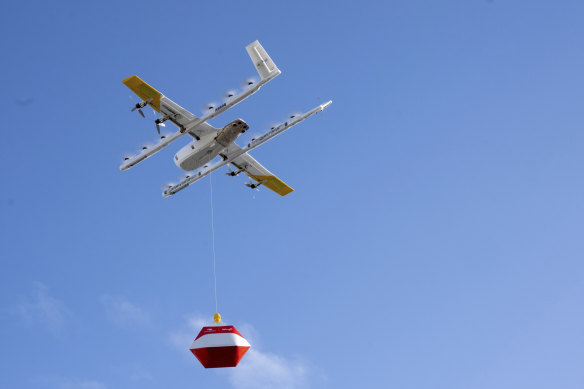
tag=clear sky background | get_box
[1,1,583,388]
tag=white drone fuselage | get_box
[174,119,248,171]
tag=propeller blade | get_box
[202,102,218,114]
[242,77,257,89]
[130,96,152,118]
[226,165,238,177]
[129,96,139,111]
[224,90,237,101]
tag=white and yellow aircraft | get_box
[121,40,332,197]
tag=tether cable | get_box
[209,158,218,315]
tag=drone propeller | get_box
[132,106,145,118]
[244,178,261,190]
[226,165,244,178]
[129,96,152,118]
[202,102,218,115]
[148,108,167,135]
[224,90,237,102]
[154,118,166,134]
[245,178,261,199]
[241,77,257,89]
[162,182,176,191]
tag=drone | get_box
[121,40,332,197]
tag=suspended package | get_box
[190,325,251,368]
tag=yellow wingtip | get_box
[249,175,294,196]
[122,75,137,84]
[122,75,162,112]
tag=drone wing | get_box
[230,152,294,196]
[121,76,218,171]
[162,144,292,197]
[162,100,332,197]
[123,75,217,137]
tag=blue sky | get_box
[1,0,584,388]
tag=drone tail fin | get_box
[246,40,280,80]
